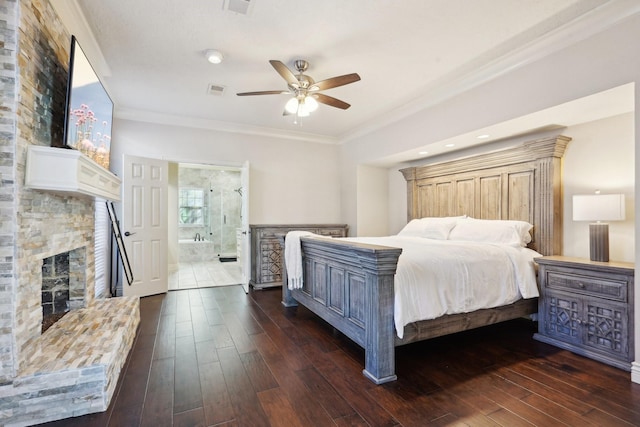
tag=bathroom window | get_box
[179,188,204,225]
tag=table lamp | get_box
[572,193,625,262]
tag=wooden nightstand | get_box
[249,224,349,289]
[534,256,634,371]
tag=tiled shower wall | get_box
[0,0,98,382]
[178,166,241,255]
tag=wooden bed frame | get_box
[281,135,571,384]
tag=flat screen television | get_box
[61,35,113,170]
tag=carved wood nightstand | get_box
[249,224,348,289]
[534,256,634,370]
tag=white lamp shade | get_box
[297,105,310,117]
[573,194,625,222]
[304,96,318,112]
[285,97,299,114]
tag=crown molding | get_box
[115,108,338,144]
[339,1,640,144]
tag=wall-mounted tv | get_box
[62,35,113,170]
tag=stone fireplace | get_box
[0,1,140,425]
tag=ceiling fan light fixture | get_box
[297,106,310,117]
[285,97,299,114]
[304,95,318,112]
[205,49,224,64]
[237,59,361,120]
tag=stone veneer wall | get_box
[0,0,97,381]
[0,0,19,385]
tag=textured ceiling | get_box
[59,0,635,146]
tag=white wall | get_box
[356,165,388,236]
[167,162,179,266]
[562,113,634,263]
[388,168,408,235]
[110,119,342,225]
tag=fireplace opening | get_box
[41,252,70,333]
[41,247,87,333]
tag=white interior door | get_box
[122,154,168,297]
[240,161,250,293]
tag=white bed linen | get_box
[342,236,541,339]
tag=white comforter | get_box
[342,236,540,339]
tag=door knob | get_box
[124,231,135,237]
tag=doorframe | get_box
[169,159,250,290]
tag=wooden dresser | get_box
[249,224,349,289]
[534,256,634,370]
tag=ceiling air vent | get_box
[223,0,253,15]
[207,84,226,96]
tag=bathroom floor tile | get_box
[168,259,241,291]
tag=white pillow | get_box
[448,218,533,247]
[397,216,464,240]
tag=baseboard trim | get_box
[631,361,640,384]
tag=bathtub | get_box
[178,239,217,262]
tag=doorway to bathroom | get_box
[168,162,244,290]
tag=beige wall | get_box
[356,165,388,236]
[562,113,634,262]
[167,162,179,266]
[110,119,342,226]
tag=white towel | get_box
[284,231,314,289]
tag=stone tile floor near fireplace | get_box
[168,260,242,290]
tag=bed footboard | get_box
[281,237,402,384]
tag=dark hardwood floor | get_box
[42,285,640,426]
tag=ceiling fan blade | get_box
[313,93,351,110]
[269,60,299,88]
[310,73,360,91]
[236,90,289,96]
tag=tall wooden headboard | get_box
[399,135,571,256]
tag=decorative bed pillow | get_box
[448,218,533,247]
[397,216,465,240]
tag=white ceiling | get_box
[56,0,637,154]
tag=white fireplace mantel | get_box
[25,145,121,201]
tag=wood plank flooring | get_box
[42,285,640,426]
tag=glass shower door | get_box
[210,186,242,258]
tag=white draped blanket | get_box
[343,236,541,338]
[284,231,315,289]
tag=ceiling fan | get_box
[236,60,361,120]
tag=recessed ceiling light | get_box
[444,143,455,148]
[477,134,490,139]
[205,49,224,64]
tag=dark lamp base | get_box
[589,223,609,262]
